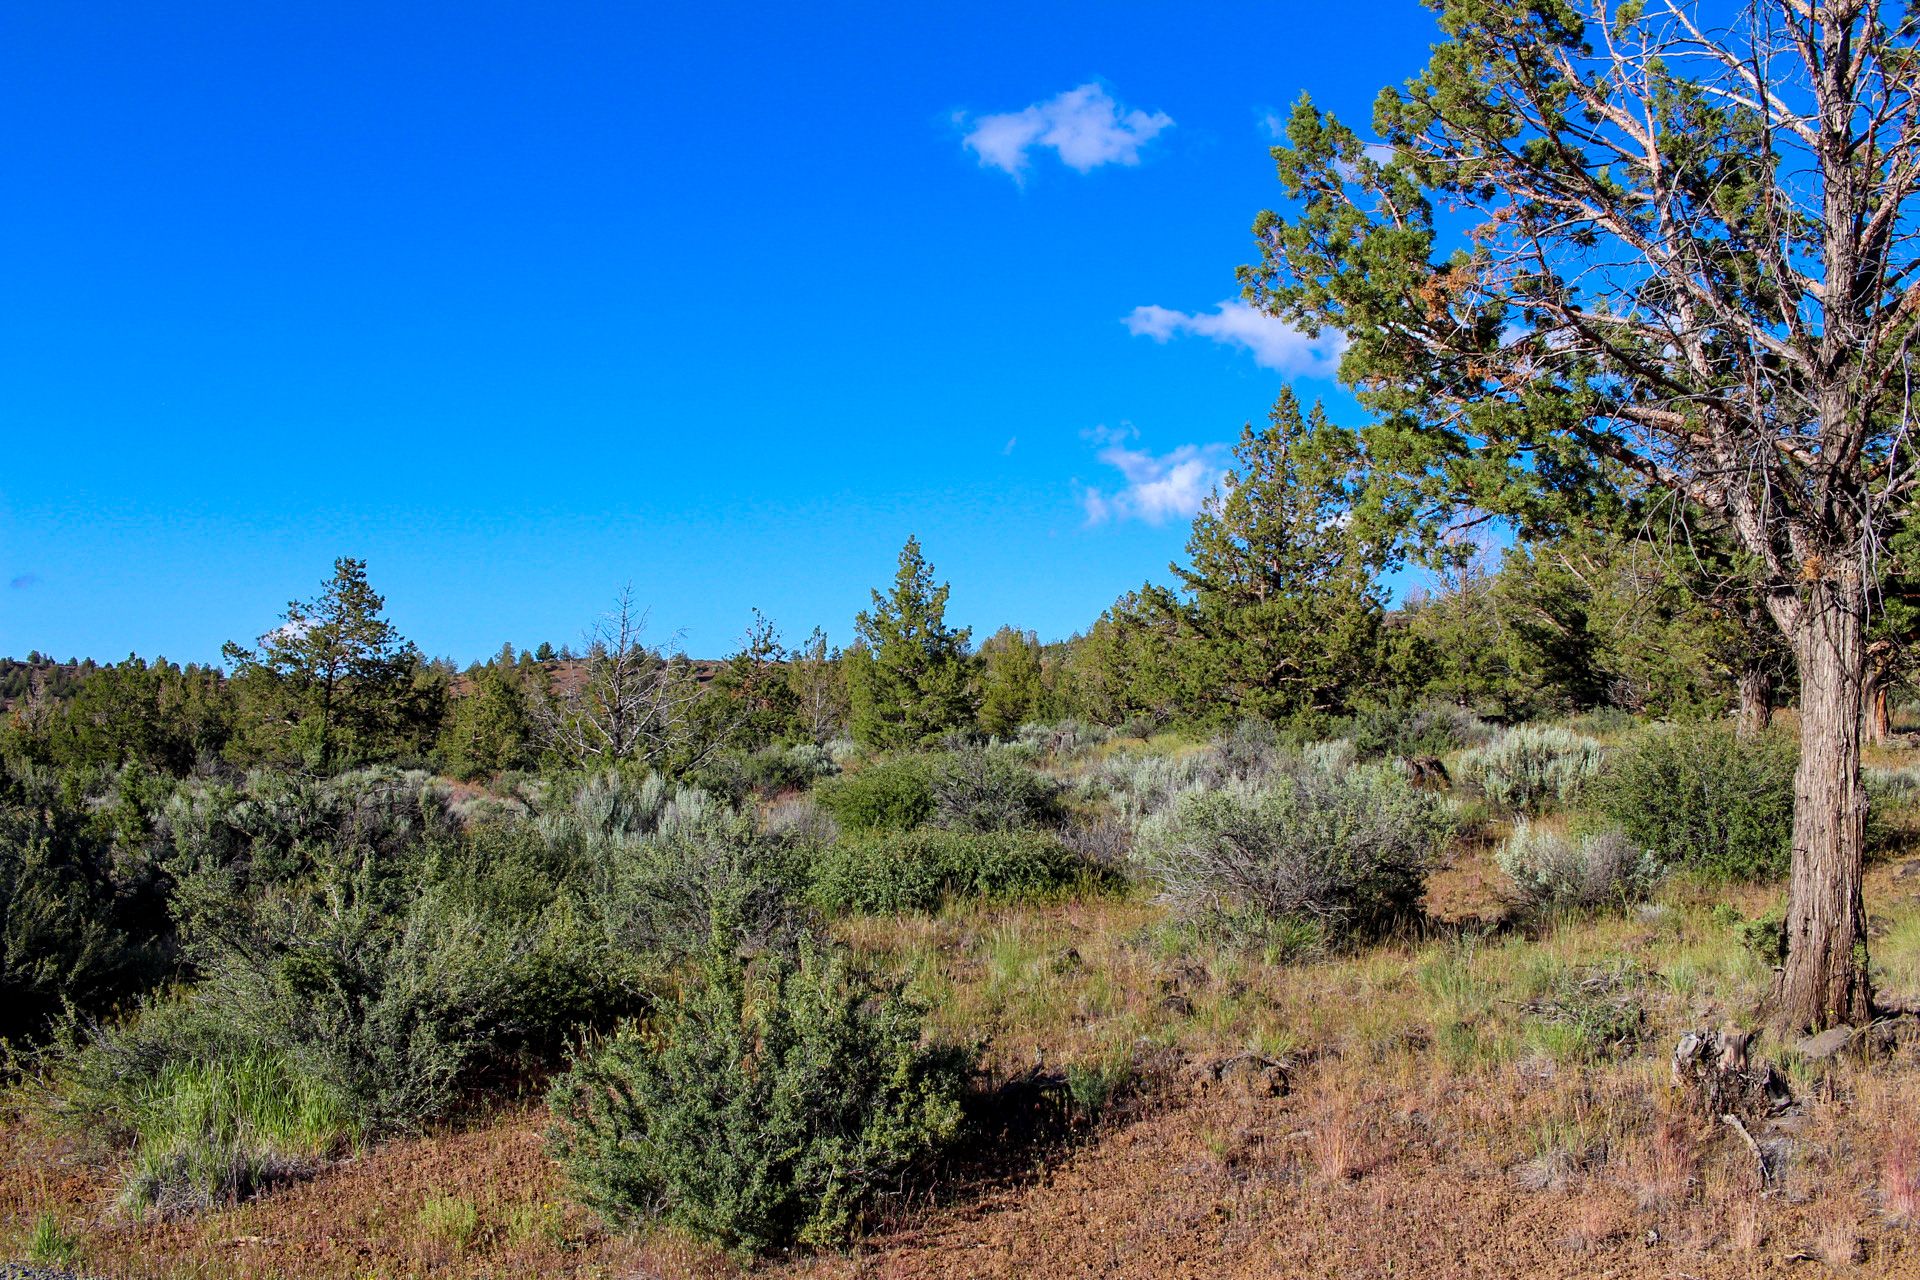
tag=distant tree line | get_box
[9,412,1901,794]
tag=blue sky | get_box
[0,2,1441,665]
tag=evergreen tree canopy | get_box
[848,538,977,748]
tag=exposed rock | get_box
[1180,1052,1288,1100]
[1794,1026,1855,1061]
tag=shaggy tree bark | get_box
[1248,0,1920,1029]
[1771,578,1872,1026]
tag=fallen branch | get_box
[1720,1113,1771,1187]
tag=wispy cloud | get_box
[1124,299,1344,376]
[1079,427,1226,526]
[8,573,40,591]
[961,83,1173,179]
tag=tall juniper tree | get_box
[848,537,977,748]
[223,557,431,772]
[1247,0,1920,1027]
[1175,388,1385,720]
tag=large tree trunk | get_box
[1737,663,1772,738]
[1773,580,1873,1032]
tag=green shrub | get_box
[813,757,935,832]
[1736,905,1788,966]
[193,877,529,1132]
[548,940,969,1256]
[1080,749,1225,827]
[929,748,1061,832]
[1599,722,1795,879]
[0,759,173,1043]
[810,829,1096,914]
[1455,725,1606,812]
[1135,765,1452,949]
[1012,720,1111,761]
[692,744,838,805]
[1495,822,1659,913]
[1343,704,1489,760]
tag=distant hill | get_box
[0,655,92,710]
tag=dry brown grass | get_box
[17,775,1920,1277]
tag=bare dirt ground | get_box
[12,853,1920,1278]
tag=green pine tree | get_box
[847,538,977,748]
[1172,389,1384,720]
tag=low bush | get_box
[810,829,1096,914]
[1012,720,1111,761]
[812,757,934,832]
[1135,765,1452,949]
[1080,749,1224,828]
[692,744,838,805]
[1598,722,1795,879]
[1343,704,1489,760]
[548,940,970,1257]
[1495,822,1659,913]
[1212,718,1283,779]
[1,760,173,1043]
[929,748,1061,833]
[1455,725,1605,812]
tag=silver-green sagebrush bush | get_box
[1495,822,1660,914]
[548,938,970,1257]
[1135,764,1452,950]
[1454,725,1606,813]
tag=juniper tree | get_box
[976,626,1047,738]
[847,538,977,748]
[1247,0,1920,1027]
[222,558,431,772]
[1175,388,1385,719]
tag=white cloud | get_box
[1079,431,1227,526]
[962,83,1173,179]
[1124,299,1344,376]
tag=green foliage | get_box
[24,1210,80,1267]
[847,537,978,748]
[548,939,970,1256]
[928,747,1062,833]
[1060,584,1192,726]
[160,768,663,1131]
[809,828,1096,914]
[1341,702,1488,760]
[11,656,232,775]
[120,1050,349,1216]
[976,626,1048,738]
[813,756,935,832]
[1173,389,1385,720]
[1455,725,1606,813]
[786,627,851,746]
[1599,722,1795,880]
[690,742,837,805]
[704,609,798,750]
[1495,822,1659,914]
[222,558,442,772]
[438,654,534,780]
[1737,906,1789,967]
[0,760,172,1044]
[1136,764,1451,948]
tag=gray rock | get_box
[1794,1026,1855,1060]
